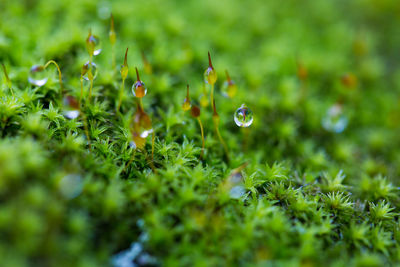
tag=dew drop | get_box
[140,128,153,138]
[222,71,237,98]
[130,109,153,149]
[97,1,111,20]
[63,96,80,119]
[93,48,102,56]
[58,174,83,199]
[204,52,217,85]
[132,81,147,98]
[222,80,237,98]
[64,110,80,120]
[87,34,102,56]
[204,67,217,85]
[322,104,348,133]
[182,85,191,111]
[129,141,136,149]
[182,98,191,111]
[234,104,253,127]
[82,62,98,81]
[28,65,48,87]
[230,185,246,199]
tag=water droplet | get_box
[64,110,80,120]
[234,104,253,127]
[28,65,48,87]
[129,141,136,149]
[58,174,83,199]
[322,104,348,133]
[93,48,102,56]
[130,109,153,149]
[86,34,101,56]
[204,52,217,85]
[182,98,191,111]
[82,62,98,81]
[222,80,237,98]
[97,1,111,20]
[222,70,237,98]
[132,81,147,98]
[112,242,143,267]
[182,85,191,111]
[230,185,246,199]
[140,129,153,138]
[62,96,80,119]
[204,67,217,85]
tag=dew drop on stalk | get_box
[322,104,348,133]
[129,141,136,149]
[204,52,217,85]
[132,106,153,139]
[63,95,80,119]
[222,70,237,98]
[28,65,48,87]
[132,68,147,98]
[234,104,253,127]
[182,84,191,111]
[86,31,102,56]
[82,62,98,81]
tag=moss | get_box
[1,0,400,265]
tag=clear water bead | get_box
[87,35,101,56]
[132,81,147,98]
[234,104,253,127]
[58,174,83,199]
[62,96,80,120]
[222,80,237,98]
[82,62,98,81]
[230,185,247,199]
[322,104,348,133]
[204,67,217,85]
[28,65,48,87]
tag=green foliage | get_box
[1,0,400,266]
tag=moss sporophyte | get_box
[117,47,129,112]
[3,2,400,266]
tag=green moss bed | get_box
[1,0,400,266]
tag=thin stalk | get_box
[139,98,143,110]
[117,78,125,112]
[1,63,13,96]
[124,149,136,172]
[112,45,116,74]
[210,84,214,113]
[212,99,229,161]
[197,117,205,159]
[80,76,84,105]
[242,127,249,152]
[144,149,157,173]
[44,60,63,101]
[89,79,93,101]
[151,131,155,161]
[110,14,116,73]
[215,123,229,161]
[82,112,91,150]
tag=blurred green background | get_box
[1,0,400,266]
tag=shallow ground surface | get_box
[1,0,400,266]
